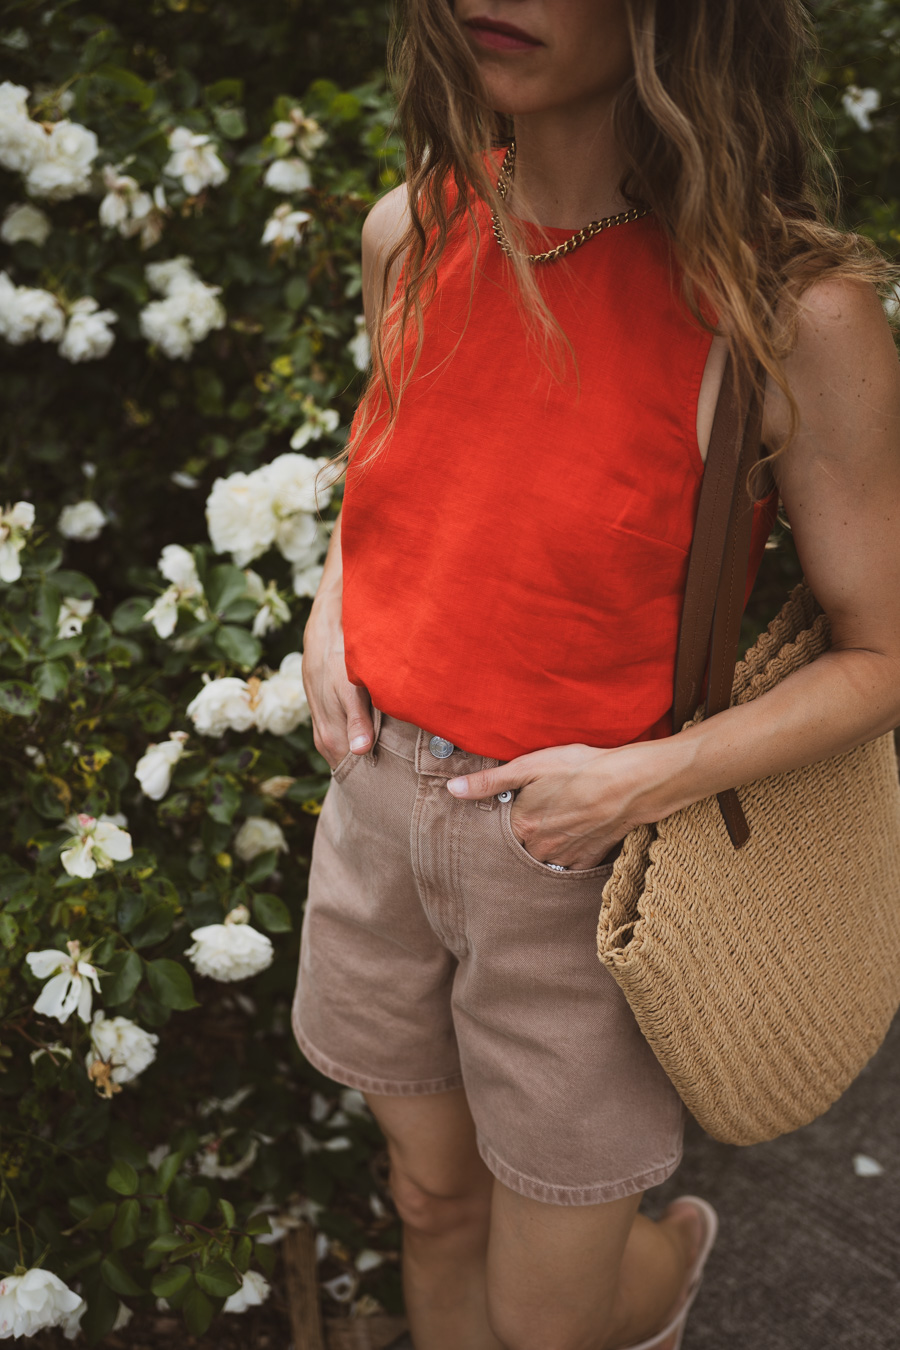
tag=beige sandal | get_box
[622,1195,719,1350]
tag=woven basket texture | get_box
[597,582,900,1146]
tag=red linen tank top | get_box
[340,178,778,762]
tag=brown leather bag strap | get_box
[673,352,762,849]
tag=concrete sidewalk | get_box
[645,1016,900,1349]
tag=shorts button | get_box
[497,790,513,803]
[429,735,455,759]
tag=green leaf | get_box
[146,959,198,1010]
[35,660,69,700]
[206,774,241,825]
[215,624,261,670]
[196,1259,241,1298]
[0,680,39,717]
[107,1160,139,1196]
[205,77,244,103]
[245,850,278,885]
[100,1253,144,1297]
[155,1152,183,1196]
[130,902,177,950]
[234,1234,252,1272]
[47,569,99,599]
[80,1279,119,1344]
[111,597,151,633]
[101,951,142,1005]
[181,1186,211,1221]
[205,564,249,614]
[151,1264,193,1299]
[148,1233,187,1254]
[252,891,292,932]
[183,1285,214,1337]
[213,105,247,140]
[0,913,19,949]
[245,1213,272,1237]
[84,1201,117,1231]
[96,63,155,108]
[218,1197,237,1229]
[111,1198,141,1250]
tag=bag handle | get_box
[672,352,763,849]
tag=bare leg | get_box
[365,1088,504,1350]
[486,1182,697,1350]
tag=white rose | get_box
[0,271,65,345]
[0,499,35,583]
[86,1010,159,1084]
[60,813,133,879]
[222,1269,270,1315]
[164,126,229,194]
[842,85,880,133]
[292,562,324,598]
[244,570,290,637]
[266,451,334,518]
[1,201,51,246]
[25,939,101,1025]
[263,158,312,194]
[25,118,99,201]
[186,676,256,736]
[276,514,327,568]
[255,652,310,735]
[347,313,371,371]
[139,280,225,359]
[145,255,197,295]
[234,816,288,862]
[0,1268,84,1338]
[0,82,46,174]
[205,470,276,564]
[261,203,312,248]
[56,595,93,638]
[289,401,340,450]
[144,545,206,638]
[58,500,106,541]
[58,296,117,362]
[135,730,189,800]
[185,905,274,982]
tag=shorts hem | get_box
[476,1135,684,1207]
[293,1017,464,1098]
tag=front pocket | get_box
[331,746,362,785]
[499,797,615,881]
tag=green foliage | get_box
[0,0,895,1338]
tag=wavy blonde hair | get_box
[339,0,893,494]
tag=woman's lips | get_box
[464,18,543,52]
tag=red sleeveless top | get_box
[340,181,778,761]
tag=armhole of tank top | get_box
[687,327,720,478]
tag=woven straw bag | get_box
[596,358,900,1147]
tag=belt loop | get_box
[366,706,383,765]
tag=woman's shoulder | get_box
[361,184,411,323]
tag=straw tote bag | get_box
[596,354,900,1147]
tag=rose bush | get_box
[0,0,896,1343]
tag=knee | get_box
[389,1167,490,1241]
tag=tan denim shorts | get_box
[291,708,684,1206]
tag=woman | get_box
[293,2,900,1347]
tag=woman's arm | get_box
[447,277,900,868]
[301,185,409,767]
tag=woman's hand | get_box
[301,515,374,770]
[445,741,671,870]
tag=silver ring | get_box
[545,862,568,872]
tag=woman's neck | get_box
[507,104,629,229]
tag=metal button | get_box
[429,735,455,759]
[497,790,513,803]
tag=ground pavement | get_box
[387,1015,900,1350]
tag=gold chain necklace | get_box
[490,140,651,265]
